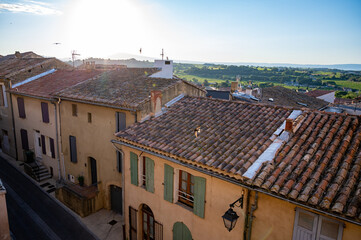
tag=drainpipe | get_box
[51,101,61,181]
[9,90,18,160]
[247,191,258,240]
[243,189,251,240]
[57,98,66,180]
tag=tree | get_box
[203,79,210,86]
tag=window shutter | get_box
[145,157,154,193]
[130,152,138,186]
[193,176,206,218]
[292,209,318,240]
[164,164,174,202]
[41,102,49,123]
[117,151,122,173]
[17,97,26,118]
[49,137,55,158]
[116,112,126,132]
[69,136,77,163]
[20,129,29,150]
[41,135,46,155]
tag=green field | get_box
[323,80,361,91]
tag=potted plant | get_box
[78,175,84,186]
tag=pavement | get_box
[0,151,124,240]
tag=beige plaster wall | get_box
[12,94,60,178]
[0,189,10,240]
[60,100,127,209]
[250,192,361,240]
[121,146,247,240]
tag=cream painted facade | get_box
[12,94,62,179]
[119,145,247,240]
[117,145,361,240]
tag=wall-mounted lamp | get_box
[222,190,244,232]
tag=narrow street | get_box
[0,157,98,240]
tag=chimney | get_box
[285,119,293,132]
[151,90,162,116]
[231,82,238,93]
[150,60,173,79]
[15,51,21,59]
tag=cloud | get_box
[0,2,62,15]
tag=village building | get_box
[305,89,336,104]
[8,69,103,181]
[0,52,70,159]
[54,61,206,217]
[113,96,361,240]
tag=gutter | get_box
[111,139,361,227]
[51,101,61,181]
[9,91,18,160]
[56,97,137,112]
[9,91,52,102]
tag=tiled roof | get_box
[54,68,186,109]
[115,96,361,222]
[305,89,334,98]
[9,70,103,99]
[260,86,328,109]
[116,97,292,175]
[206,90,230,100]
[0,51,42,63]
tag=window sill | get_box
[175,202,194,213]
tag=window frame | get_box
[178,170,195,208]
[72,104,77,117]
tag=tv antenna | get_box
[71,50,80,68]
[160,48,164,60]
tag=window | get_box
[69,135,77,163]
[20,129,29,150]
[43,136,55,158]
[41,102,49,123]
[175,170,206,218]
[116,151,122,173]
[17,97,26,118]
[72,104,77,116]
[116,112,126,132]
[293,208,343,240]
[88,112,92,123]
[41,135,46,155]
[178,170,195,208]
[49,137,55,158]
[129,152,154,193]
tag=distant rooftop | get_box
[206,90,230,100]
[305,89,334,98]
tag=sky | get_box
[0,0,360,64]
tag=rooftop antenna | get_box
[160,48,164,60]
[71,50,80,68]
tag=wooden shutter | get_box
[41,135,46,155]
[164,164,174,202]
[20,129,29,150]
[41,102,49,123]
[49,137,55,158]
[129,206,137,240]
[173,222,192,240]
[17,97,26,118]
[316,216,343,240]
[155,221,163,240]
[145,157,154,193]
[117,151,122,173]
[292,208,318,240]
[130,152,138,186]
[116,112,126,132]
[193,176,206,218]
[69,136,77,163]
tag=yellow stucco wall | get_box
[121,146,247,240]
[0,189,10,240]
[60,100,127,209]
[250,192,361,240]
[12,94,61,178]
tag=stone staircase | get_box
[24,161,52,182]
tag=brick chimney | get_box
[231,82,238,93]
[285,118,293,132]
[151,90,162,116]
[15,51,21,59]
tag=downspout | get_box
[243,189,251,240]
[247,191,258,240]
[9,91,18,160]
[57,98,66,180]
[51,100,61,181]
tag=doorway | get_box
[142,205,154,240]
[110,185,122,214]
[89,157,97,185]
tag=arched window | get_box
[142,204,154,240]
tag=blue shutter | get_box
[69,136,77,163]
[164,164,174,202]
[145,157,154,193]
[130,152,138,186]
[41,135,46,155]
[49,138,55,158]
[193,176,206,218]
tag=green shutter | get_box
[145,157,154,193]
[164,164,174,202]
[130,152,138,186]
[193,176,206,218]
[173,222,192,240]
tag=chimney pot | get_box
[285,119,293,132]
[15,51,21,59]
[231,82,238,92]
